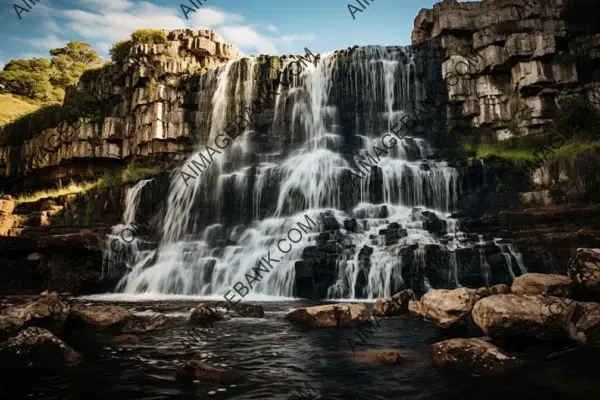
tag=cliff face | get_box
[0,30,243,183]
[412,0,600,140]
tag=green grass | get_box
[16,180,102,204]
[0,94,46,126]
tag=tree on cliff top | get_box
[109,29,167,63]
[0,42,102,103]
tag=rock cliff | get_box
[412,0,600,139]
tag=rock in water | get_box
[373,289,415,316]
[0,327,81,369]
[408,287,477,328]
[472,294,578,342]
[568,248,600,297]
[190,303,224,325]
[234,303,265,318]
[511,273,574,297]
[68,305,134,328]
[285,303,370,328]
[430,338,523,377]
[573,301,600,345]
[2,293,70,335]
[175,360,242,383]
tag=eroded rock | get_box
[511,273,573,297]
[472,294,578,341]
[430,338,523,377]
[122,314,174,333]
[2,293,70,335]
[67,305,134,329]
[408,287,477,328]
[573,301,600,345]
[0,327,81,369]
[285,303,369,328]
[235,303,265,318]
[373,289,416,317]
[568,248,600,296]
[190,303,224,325]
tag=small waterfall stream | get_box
[112,46,526,299]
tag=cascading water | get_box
[115,45,526,299]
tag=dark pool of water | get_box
[1,298,600,400]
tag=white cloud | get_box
[11,1,315,60]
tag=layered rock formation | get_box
[412,0,600,139]
[0,30,243,182]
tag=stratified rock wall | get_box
[0,30,243,181]
[412,0,600,140]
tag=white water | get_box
[111,46,526,299]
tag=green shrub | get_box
[131,29,167,45]
[109,40,133,63]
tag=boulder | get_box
[568,248,600,295]
[235,303,265,318]
[489,284,510,295]
[373,289,416,317]
[2,293,70,335]
[511,273,573,297]
[175,360,242,383]
[0,315,24,343]
[408,287,477,328]
[430,338,523,377]
[573,301,600,345]
[67,305,134,329]
[472,294,578,342]
[190,303,224,325]
[0,327,81,369]
[285,303,370,328]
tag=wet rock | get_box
[122,314,174,333]
[0,315,24,343]
[489,284,510,295]
[235,303,265,318]
[343,218,358,232]
[476,287,491,300]
[472,294,578,342]
[373,289,416,316]
[419,210,446,234]
[320,211,340,231]
[2,293,70,335]
[572,301,600,345]
[285,303,370,328]
[67,305,134,329]
[384,225,408,246]
[408,287,477,328]
[351,350,403,365]
[110,334,141,345]
[511,273,574,297]
[0,327,81,369]
[430,338,523,377]
[190,303,224,325]
[568,248,600,296]
[175,360,242,383]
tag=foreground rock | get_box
[472,294,577,342]
[430,338,523,377]
[1,293,70,335]
[285,303,369,328]
[68,305,172,333]
[0,327,81,369]
[175,360,242,383]
[511,273,573,297]
[408,288,477,328]
[373,289,415,317]
[190,303,225,325]
[234,303,265,318]
[0,315,25,342]
[568,248,600,296]
[573,301,600,345]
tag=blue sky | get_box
[0,0,455,68]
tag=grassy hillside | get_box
[0,94,44,126]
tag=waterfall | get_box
[102,179,152,278]
[114,45,525,299]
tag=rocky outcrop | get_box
[471,294,578,341]
[373,289,416,316]
[408,287,477,328]
[285,303,370,328]
[430,337,523,377]
[511,272,574,297]
[0,293,70,336]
